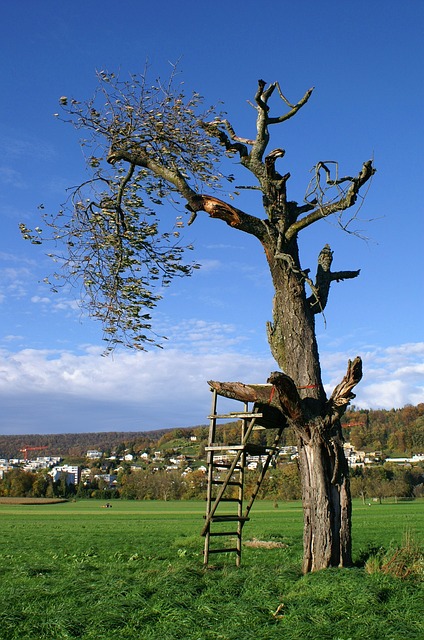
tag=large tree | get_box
[22,68,375,572]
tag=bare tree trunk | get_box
[260,241,358,571]
[297,430,352,572]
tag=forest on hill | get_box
[0,404,423,461]
[0,429,170,460]
[340,403,424,454]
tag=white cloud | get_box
[163,318,248,353]
[31,296,51,304]
[0,340,273,434]
[322,342,424,409]
[196,258,222,272]
[52,298,80,312]
[0,331,422,434]
[0,266,32,300]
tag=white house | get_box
[49,465,80,485]
[86,450,103,459]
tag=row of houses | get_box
[0,456,62,479]
[2,441,423,487]
[343,442,424,467]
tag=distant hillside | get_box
[0,429,172,460]
[1,403,423,460]
[341,404,424,454]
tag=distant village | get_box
[1,437,423,493]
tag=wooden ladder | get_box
[202,388,285,566]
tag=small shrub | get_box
[365,531,423,579]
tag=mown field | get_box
[0,499,423,640]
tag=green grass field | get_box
[0,499,423,640]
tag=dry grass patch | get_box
[365,531,424,579]
[244,538,288,549]
[0,497,68,505]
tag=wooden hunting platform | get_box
[201,381,285,566]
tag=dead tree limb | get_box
[307,244,360,314]
[327,356,363,421]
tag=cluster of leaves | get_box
[21,65,233,351]
[61,66,230,193]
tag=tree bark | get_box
[297,431,352,572]
[276,358,362,570]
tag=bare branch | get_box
[285,160,376,241]
[267,86,314,125]
[199,119,250,157]
[114,162,135,232]
[255,79,274,112]
[249,79,273,166]
[249,81,314,173]
[208,380,276,404]
[274,82,296,108]
[208,372,304,423]
[206,118,254,146]
[107,145,198,206]
[267,371,304,423]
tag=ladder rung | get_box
[206,444,277,453]
[206,444,247,451]
[209,531,239,537]
[244,444,270,456]
[212,462,243,469]
[211,480,242,486]
[208,412,263,419]
[206,547,240,555]
[219,497,241,502]
[207,515,250,522]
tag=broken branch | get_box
[327,357,363,420]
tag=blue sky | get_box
[1,0,423,434]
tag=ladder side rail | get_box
[244,426,286,519]
[204,389,218,564]
[236,403,249,566]
[241,407,262,446]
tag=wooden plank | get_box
[210,515,250,522]
[211,462,243,470]
[208,380,273,403]
[205,444,246,451]
[211,480,242,487]
[207,412,263,419]
[209,531,239,537]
